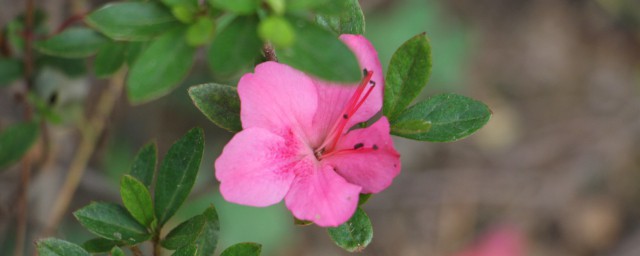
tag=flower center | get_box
[314,69,376,160]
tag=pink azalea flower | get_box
[453,227,525,256]
[214,35,401,227]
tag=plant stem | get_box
[130,246,143,256]
[153,233,161,256]
[263,43,278,62]
[43,69,126,236]
[13,0,35,255]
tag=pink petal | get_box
[215,128,309,207]
[284,162,362,227]
[323,117,401,194]
[238,62,318,138]
[308,35,384,146]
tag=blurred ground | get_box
[1,0,640,255]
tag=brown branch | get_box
[262,43,278,62]
[42,69,126,236]
[130,245,143,256]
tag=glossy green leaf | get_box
[86,2,180,41]
[121,175,155,227]
[0,121,39,170]
[389,119,431,137]
[258,16,295,48]
[162,214,206,249]
[172,245,198,256]
[220,242,262,256]
[73,202,151,244]
[36,238,90,256]
[110,247,125,256]
[154,128,204,226]
[187,17,215,46]
[34,28,107,58]
[392,93,491,142]
[208,16,261,79]
[358,194,371,206]
[278,17,360,83]
[82,238,121,253]
[208,0,259,14]
[94,41,127,78]
[0,58,23,86]
[315,0,365,35]
[327,207,373,252]
[125,42,147,66]
[130,141,157,189]
[383,33,432,120]
[286,0,337,13]
[127,27,195,104]
[192,206,221,256]
[188,83,241,132]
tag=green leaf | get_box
[327,207,373,252]
[0,58,23,86]
[34,27,107,58]
[162,214,206,249]
[73,202,151,244]
[82,238,121,253]
[154,128,204,226]
[207,0,259,15]
[121,175,155,227]
[392,93,491,142]
[163,205,220,255]
[94,41,127,78]
[265,0,285,15]
[0,121,39,170]
[130,141,157,189]
[315,0,365,35]
[208,16,261,79]
[86,2,180,41]
[389,119,431,136]
[258,16,295,48]
[36,238,90,256]
[293,217,313,226]
[188,83,241,132]
[187,17,215,47]
[278,16,360,83]
[125,42,147,66]
[358,194,371,206]
[172,245,198,256]
[127,27,195,104]
[220,242,262,256]
[383,33,432,120]
[36,56,87,78]
[110,247,125,256]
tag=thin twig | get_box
[13,0,36,255]
[263,43,278,62]
[130,245,143,256]
[153,233,161,256]
[43,69,126,236]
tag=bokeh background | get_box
[2,0,640,255]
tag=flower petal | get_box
[238,61,318,138]
[215,127,308,207]
[324,117,401,194]
[309,35,384,146]
[285,162,361,227]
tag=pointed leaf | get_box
[392,93,491,142]
[327,207,373,252]
[154,128,204,226]
[36,238,90,256]
[110,247,125,256]
[86,2,180,41]
[0,121,39,170]
[258,16,295,48]
[358,194,371,206]
[207,0,259,15]
[94,41,127,78]
[36,56,87,78]
[315,0,365,35]
[208,16,261,79]
[127,27,195,104]
[73,202,151,245]
[188,83,241,132]
[383,33,432,120]
[278,16,360,83]
[192,206,220,256]
[186,17,215,47]
[161,214,206,249]
[121,175,155,227]
[34,27,107,58]
[0,58,23,86]
[220,242,262,256]
[389,119,431,136]
[82,238,121,253]
[130,141,157,189]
